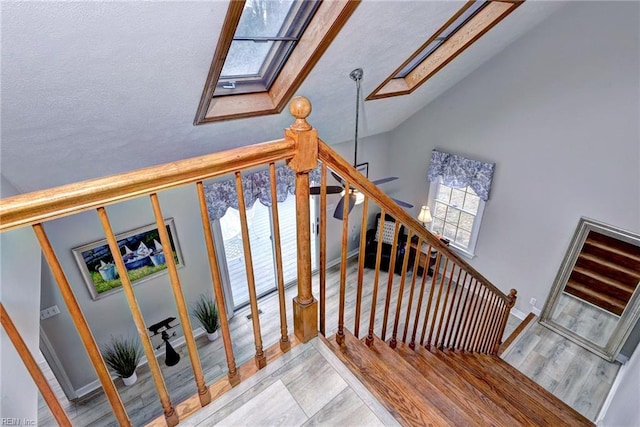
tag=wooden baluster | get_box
[354,196,369,338]
[439,266,463,349]
[493,289,517,354]
[95,209,179,426]
[336,177,350,346]
[268,163,291,352]
[365,207,385,347]
[471,287,493,352]
[435,264,459,349]
[389,230,413,349]
[445,270,468,349]
[1,303,73,427]
[490,302,509,354]
[454,278,479,351]
[463,285,488,351]
[32,224,131,427]
[234,172,266,368]
[419,252,442,346]
[409,243,433,349]
[426,258,450,349]
[319,163,327,336]
[481,293,500,353]
[196,182,239,386]
[149,194,211,406]
[381,222,401,342]
[402,237,423,345]
[287,96,318,343]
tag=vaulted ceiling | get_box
[1,1,564,194]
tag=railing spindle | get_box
[426,258,450,349]
[471,287,492,352]
[402,237,423,345]
[381,221,401,342]
[455,278,479,350]
[32,224,131,427]
[196,182,239,386]
[365,207,385,347]
[268,163,291,352]
[493,289,517,354]
[435,264,458,349]
[463,285,488,351]
[319,163,328,336]
[481,293,500,353]
[336,177,351,346]
[389,230,413,349]
[409,244,433,349]
[419,252,442,346]
[234,172,266,368]
[354,197,369,338]
[445,270,468,349]
[439,266,463,349]
[149,193,211,406]
[1,303,73,427]
[96,209,178,426]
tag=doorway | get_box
[216,195,318,310]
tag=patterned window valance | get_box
[427,149,495,201]
[203,165,321,221]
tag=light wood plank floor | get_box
[501,317,621,421]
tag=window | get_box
[367,0,523,100]
[217,0,320,96]
[428,178,486,257]
[195,0,359,124]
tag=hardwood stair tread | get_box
[443,350,593,426]
[577,252,640,282]
[586,233,640,261]
[583,239,640,268]
[394,343,526,426]
[571,266,636,294]
[565,280,626,315]
[324,331,460,426]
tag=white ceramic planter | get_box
[122,372,137,386]
[206,331,219,341]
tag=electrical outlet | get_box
[530,297,537,306]
[40,305,60,320]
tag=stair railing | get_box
[0,97,319,426]
[316,140,517,355]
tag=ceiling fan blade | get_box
[310,185,343,195]
[371,176,399,185]
[330,171,345,186]
[392,198,414,209]
[332,193,357,220]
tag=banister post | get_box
[286,96,319,343]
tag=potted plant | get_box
[101,336,143,386]
[191,295,220,341]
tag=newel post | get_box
[494,288,517,354]
[286,96,319,343]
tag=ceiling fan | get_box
[310,68,413,219]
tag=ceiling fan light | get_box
[354,191,365,205]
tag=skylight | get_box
[367,0,523,100]
[194,0,359,124]
[216,0,320,96]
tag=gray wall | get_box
[387,1,639,317]
[0,175,42,421]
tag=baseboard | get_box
[510,307,527,320]
[326,249,359,269]
[74,327,207,399]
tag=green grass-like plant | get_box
[191,295,220,334]
[101,336,143,378]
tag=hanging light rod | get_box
[350,68,363,168]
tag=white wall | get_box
[599,344,640,426]
[387,1,640,318]
[0,175,42,422]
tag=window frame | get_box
[366,0,523,101]
[427,178,486,258]
[194,0,360,124]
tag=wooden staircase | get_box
[325,329,593,427]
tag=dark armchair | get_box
[364,213,407,275]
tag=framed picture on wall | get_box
[356,162,369,178]
[72,218,184,300]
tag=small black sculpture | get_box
[161,330,180,367]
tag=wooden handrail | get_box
[0,139,295,232]
[318,139,512,304]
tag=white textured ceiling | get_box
[0,1,563,193]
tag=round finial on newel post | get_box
[289,96,312,131]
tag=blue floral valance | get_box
[203,165,321,220]
[427,150,495,201]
